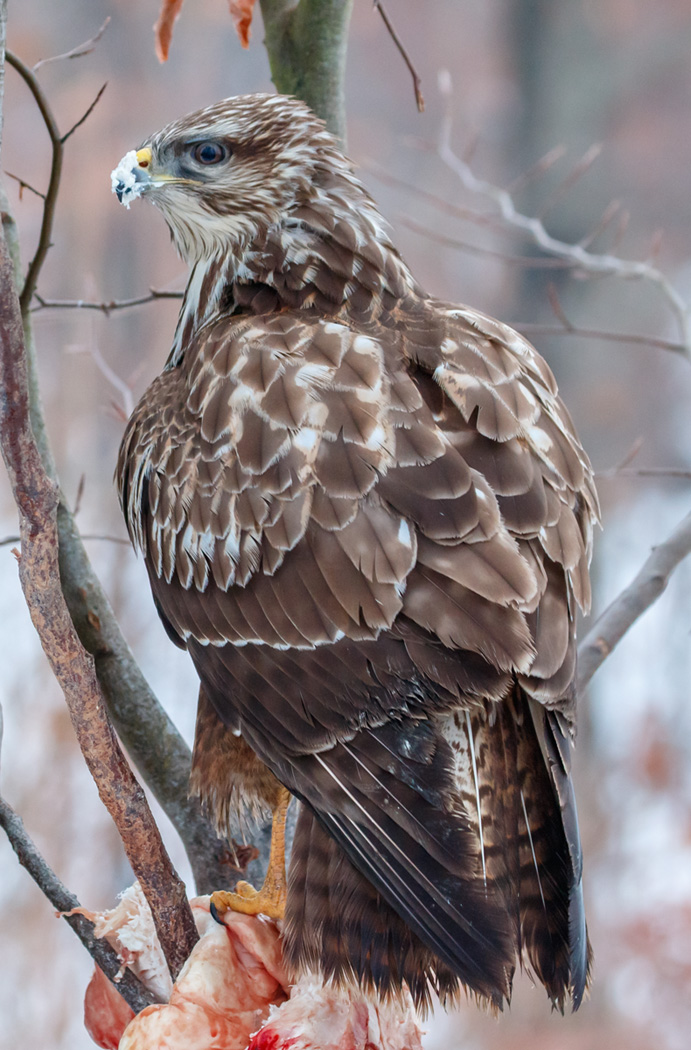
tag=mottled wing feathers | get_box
[118,300,597,1008]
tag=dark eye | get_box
[190,141,229,165]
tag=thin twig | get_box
[32,289,184,314]
[577,511,691,691]
[66,341,134,417]
[5,50,62,316]
[4,171,45,199]
[73,473,86,518]
[0,532,132,547]
[434,72,691,357]
[595,467,691,482]
[0,793,158,1015]
[505,144,567,196]
[1,191,231,898]
[605,436,644,474]
[546,283,574,330]
[401,216,576,268]
[536,143,602,221]
[579,198,623,250]
[32,17,111,71]
[364,159,505,234]
[509,322,686,357]
[373,1,424,112]
[61,82,107,144]
[0,226,198,980]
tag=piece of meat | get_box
[248,976,424,1050]
[81,885,421,1050]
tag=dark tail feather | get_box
[285,805,463,1012]
[525,698,592,1008]
[283,719,515,1011]
[492,690,591,1010]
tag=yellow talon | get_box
[211,787,291,921]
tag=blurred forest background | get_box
[2,2,691,1048]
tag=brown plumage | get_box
[113,94,599,1012]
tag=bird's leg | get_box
[211,786,291,922]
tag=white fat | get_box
[111,151,145,209]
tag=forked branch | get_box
[0,789,157,1014]
[0,226,198,980]
[2,44,231,895]
[433,72,691,358]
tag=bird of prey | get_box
[112,94,599,1013]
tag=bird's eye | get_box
[190,141,229,166]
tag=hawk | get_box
[112,94,599,1012]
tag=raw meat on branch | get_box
[82,884,423,1050]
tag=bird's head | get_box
[111,94,361,264]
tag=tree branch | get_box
[577,511,691,691]
[259,0,354,143]
[373,1,424,112]
[61,82,107,144]
[4,50,63,315]
[1,47,232,894]
[32,17,111,72]
[434,73,691,358]
[0,792,158,1014]
[509,322,687,358]
[0,224,200,978]
[32,288,183,314]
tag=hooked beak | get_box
[111,146,186,208]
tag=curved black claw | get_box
[209,898,225,925]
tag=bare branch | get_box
[579,199,623,250]
[373,1,424,112]
[1,532,131,547]
[32,288,183,314]
[505,144,567,196]
[509,322,687,357]
[0,792,158,1015]
[4,170,45,199]
[0,227,198,980]
[615,437,644,471]
[32,17,111,71]
[400,216,575,268]
[434,71,691,358]
[546,283,575,331]
[577,511,691,691]
[66,341,134,417]
[595,467,691,482]
[364,159,505,234]
[536,143,602,221]
[73,473,86,517]
[5,50,62,316]
[1,191,230,896]
[61,82,107,144]
[260,0,354,145]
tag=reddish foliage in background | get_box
[154,0,185,62]
[154,0,256,60]
[230,0,257,49]
[635,714,679,791]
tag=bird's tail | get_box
[456,688,591,1011]
[284,804,467,1013]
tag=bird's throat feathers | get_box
[165,180,418,368]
